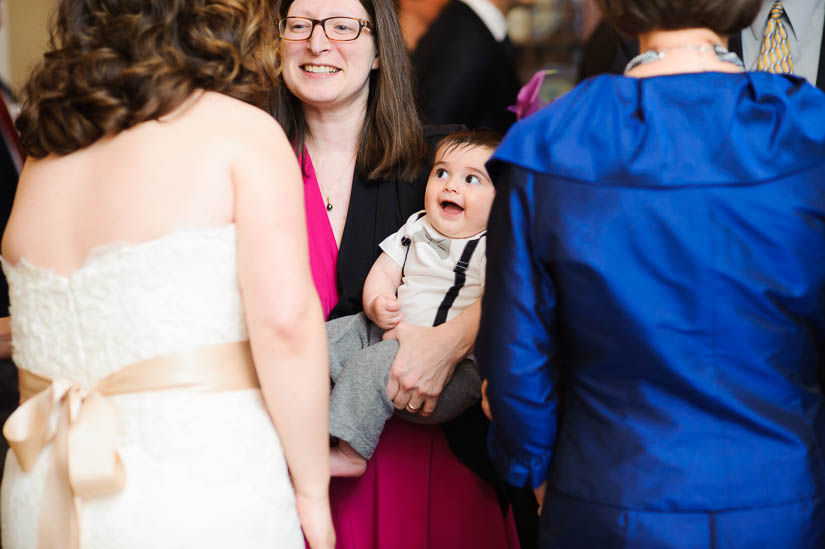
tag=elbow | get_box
[247,287,325,348]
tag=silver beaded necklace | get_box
[624,44,745,74]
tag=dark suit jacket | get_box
[0,81,19,317]
[412,0,521,135]
[579,17,825,92]
[0,81,20,491]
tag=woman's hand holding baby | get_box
[383,322,457,417]
[382,299,480,416]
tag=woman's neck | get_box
[303,101,366,157]
[629,28,740,77]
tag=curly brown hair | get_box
[17,0,281,158]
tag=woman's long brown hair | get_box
[271,0,429,183]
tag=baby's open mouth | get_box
[301,64,340,74]
[440,200,464,214]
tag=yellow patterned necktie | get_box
[758,1,794,73]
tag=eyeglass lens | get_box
[280,17,365,41]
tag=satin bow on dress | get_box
[4,342,258,549]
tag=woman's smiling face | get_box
[280,0,379,114]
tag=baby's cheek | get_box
[423,182,441,216]
[478,190,496,220]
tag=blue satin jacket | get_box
[478,72,825,544]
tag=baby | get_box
[326,129,500,477]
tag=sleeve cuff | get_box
[379,227,407,267]
[487,423,552,489]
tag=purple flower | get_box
[508,69,555,121]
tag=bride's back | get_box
[0,3,335,547]
[1,0,282,276]
[1,94,271,386]
[3,91,248,275]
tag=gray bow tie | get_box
[411,229,451,259]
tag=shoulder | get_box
[489,76,608,175]
[493,72,825,185]
[194,92,287,144]
[190,92,293,168]
[437,0,485,29]
[416,1,491,52]
[404,210,429,232]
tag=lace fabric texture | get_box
[1,225,304,548]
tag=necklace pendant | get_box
[326,201,333,212]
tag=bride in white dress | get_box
[0,1,334,548]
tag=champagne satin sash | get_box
[4,341,259,549]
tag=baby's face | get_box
[424,144,496,239]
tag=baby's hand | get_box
[481,379,492,421]
[371,294,403,330]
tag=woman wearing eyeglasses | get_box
[271,0,520,547]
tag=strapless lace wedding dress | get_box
[1,225,304,548]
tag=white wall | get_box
[7,0,55,91]
[0,1,11,87]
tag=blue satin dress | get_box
[478,72,825,548]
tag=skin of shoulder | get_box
[2,91,294,271]
[194,91,290,156]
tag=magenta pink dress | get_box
[302,151,520,549]
[302,152,340,315]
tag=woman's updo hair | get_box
[17,0,280,158]
[596,0,762,36]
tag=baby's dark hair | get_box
[435,128,502,158]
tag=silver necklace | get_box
[624,44,744,74]
[321,174,345,212]
[312,150,356,212]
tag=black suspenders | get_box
[399,215,485,327]
[400,212,427,279]
[432,235,484,327]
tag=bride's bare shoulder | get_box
[194,92,285,137]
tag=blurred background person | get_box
[580,0,825,90]
[412,0,524,133]
[732,0,824,84]
[398,0,449,50]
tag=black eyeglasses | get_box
[278,17,374,42]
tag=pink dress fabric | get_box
[301,150,339,315]
[302,151,520,549]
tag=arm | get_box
[481,379,547,510]
[362,252,403,330]
[0,316,10,359]
[382,296,480,417]
[475,164,557,491]
[233,110,333,549]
